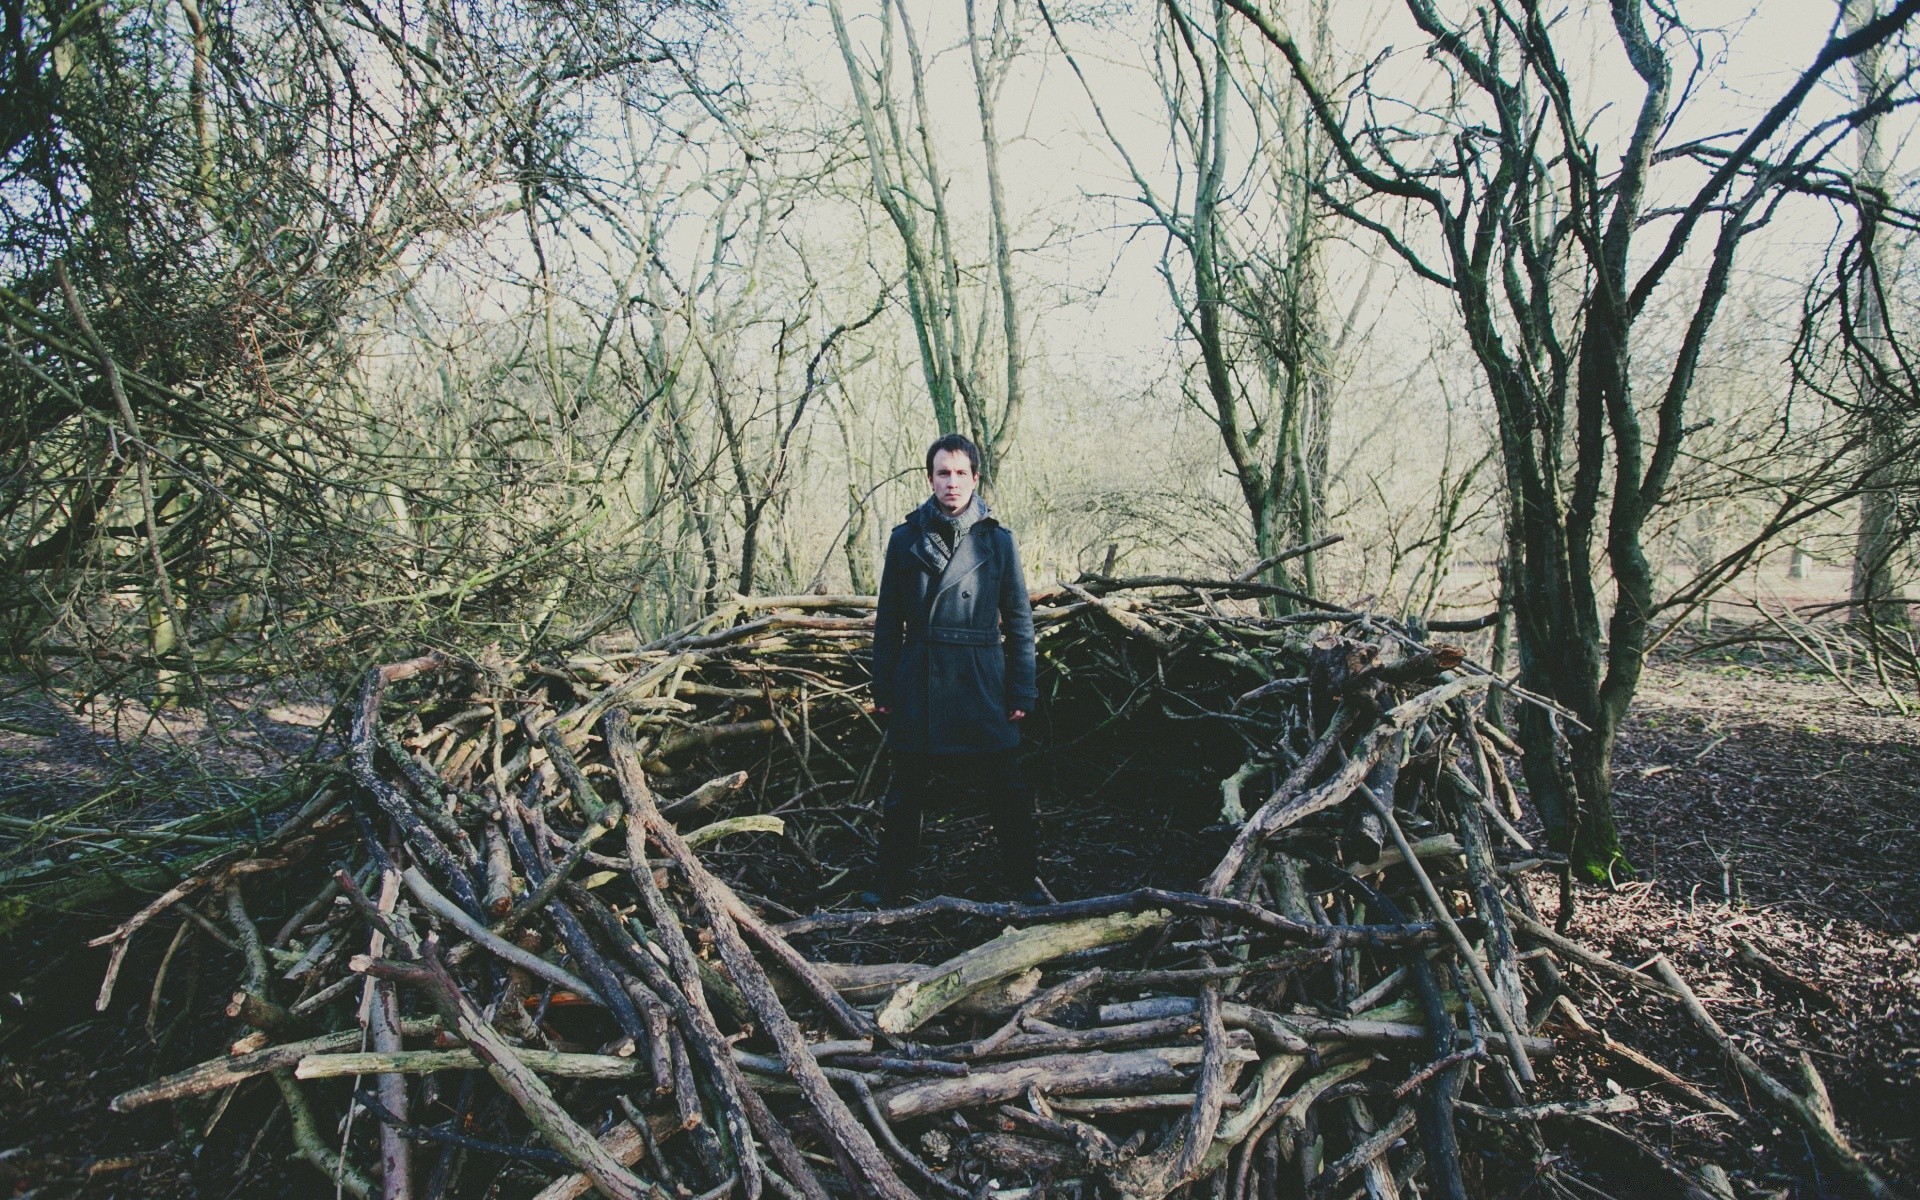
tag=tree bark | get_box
[1845,0,1913,630]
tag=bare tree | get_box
[1844,0,1916,629]
[0,0,723,690]
[826,0,1027,475]
[1223,0,1920,876]
[1045,0,1362,603]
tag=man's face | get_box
[929,449,978,515]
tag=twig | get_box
[350,1090,574,1166]
[1651,956,1894,1198]
[1358,783,1535,1083]
[1307,1103,1417,1199]
[607,712,910,1200]
[1233,535,1348,582]
[1454,1094,1636,1121]
[353,949,662,1200]
[112,1021,443,1111]
[493,811,616,938]
[400,867,603,1003]
[1549,996,1736,1118]
[776,887,1451,948]
[973,969,1107,1057]
[1733,936,1838,1010]
[1505,906,1680,998]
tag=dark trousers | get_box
[879,749,1036,898]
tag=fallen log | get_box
[877,1040,1257,1122]
[875,910,1168,1034]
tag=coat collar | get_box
[905,497,998,576]
[935,508,991,593]
[908,495,998,532]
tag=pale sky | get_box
[737,0,1903,402]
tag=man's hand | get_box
[1008,709,1026,722]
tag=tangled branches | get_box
[91,584,1895,1198]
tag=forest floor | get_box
[0,632,1915,1198]
[1522,635,1920,1197]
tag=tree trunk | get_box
[844,497,875,595]
[1853,480,1908,627]
[1487,551,1514,735]
[834,405,875,594]
[738,502,763,598]
[1846,1,1911,629]
[1493,378,1628,880]
[1460,245,1626,881]
[966,0,1024,475]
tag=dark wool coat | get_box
[871,504,1038,755]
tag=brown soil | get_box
[1,643,1915,1198]
[1522,639,1920,1198]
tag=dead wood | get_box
[1733,935,1840,1010]
[1453,1094,1636,1122]
[296,1049,650,1080]
[354,951,660,1200]
[1651,956,1897,1199]
[877,1041,1256,1122]
[1506,905,1681,998]
[527,1107,688,1200]
[1548,996,1737,1118]
[608,711,911,1200]
[84,590,1802,1199]
[111,1019,444,1111]
[771,959,1041,1015]
[1308,1103,1417,1198]
[967,1130,1091,1174]
[874,910,1168,1034]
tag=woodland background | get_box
[3,0,1919,874]
[3,6,1920,1195]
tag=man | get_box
[868,433,1042,904]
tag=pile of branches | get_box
[92,581,1896,1199]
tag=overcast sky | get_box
[726,1,1904,402]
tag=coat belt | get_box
[917,626,1001,647]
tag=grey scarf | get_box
[918,493,986,575]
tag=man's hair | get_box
[925,433,982,478]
